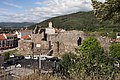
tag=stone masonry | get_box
[18,22,111,55]
[31,23,86,55]
[18,40,33,55]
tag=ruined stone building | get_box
[17,22,112,55]
[18,40,33,54]
[32,22,86,55]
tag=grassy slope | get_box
[30,11,120,32]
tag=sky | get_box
[0,0,105,22]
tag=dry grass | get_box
[14,70,120,80]
[0,71,120,80]
[18,73,120,80]
[18,73,64,80]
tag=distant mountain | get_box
[30,11,120,32]
[0,22,35,28]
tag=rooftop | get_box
[21,34,31,40]
[0,34,6,40]
[0,33,17,40]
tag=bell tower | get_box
[49,22,52,28]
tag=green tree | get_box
[79,37,105,76]
[78,37,117,79]
[109,43,120,79]
[91,0,120,23]
[109,43,120,61]
[109,32,116,39]
[80,37,103,54]
[60,52,77,73]
[61,37,119,79]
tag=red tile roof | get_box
[5,34,17,37]
[0,33,16,40]
[21,34,31,40]
[5,34,12,37]
[0,34,6,40]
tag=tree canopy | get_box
[109,43,120,61]
[91,0,120,23]
[60,37,119,79]
[80,37,103,55]
[79,37,107,76]
[79,37,119,78]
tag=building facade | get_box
[15,30,32,39]
[0,34,18,50]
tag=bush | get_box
[60,37,119,80]
[4,52,10,60]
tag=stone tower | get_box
[49,22,52,28]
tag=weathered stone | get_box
[18,23,111,55]
[18,40,33,55]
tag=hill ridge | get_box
[30,11,120,32]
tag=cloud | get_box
[3,2,22,9]
[35,2,42,5]
[0,8,7,14]
[1,0,98,22]
[29,0,93,22]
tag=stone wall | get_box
[18,40,33,55]
[47,30,86,54]
[97,36,111,52]
[18,29,111,55]
[32,34,50,55]
[31,30,86,55]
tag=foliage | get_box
[0,22,35,28]
[30,11,120,32]
[108,32,116,39]
[2,50,18,60]
[99,32,108,37]
[96,31,116,39]
[80,37,103,54]
[109,43,120,61]
[78,37,113,77]
[60,52,77,73]
[60,37,119,80]
[4,52,10,60]
[92,0,120,23]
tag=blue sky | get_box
[0,0,104,22]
